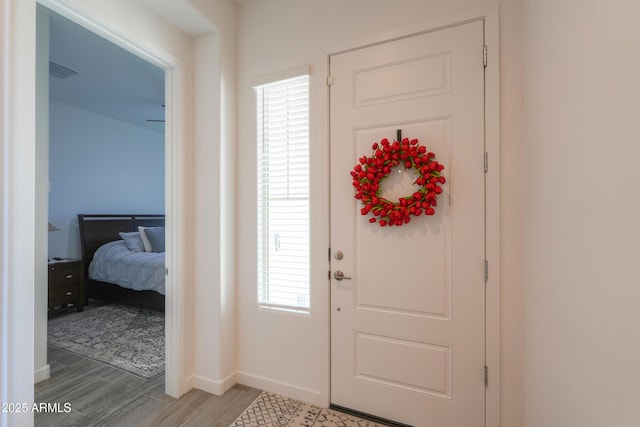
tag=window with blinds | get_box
[255,74,310,312]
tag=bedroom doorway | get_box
[37,0,181,399]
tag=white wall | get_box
[0,0,37,425]
[497,1,525,424]
[48,101,165,259]
[523,1,640,426]
[187,0,239,395]
[236,1,525,423]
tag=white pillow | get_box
[138,226,153,252]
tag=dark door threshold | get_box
[330,404,413,427]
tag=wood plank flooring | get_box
[35,346,261,427]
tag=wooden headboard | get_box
[77,214,165,265]
[77,214,166,310]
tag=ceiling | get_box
[47,9,165,133]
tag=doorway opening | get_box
[35,1,178,400]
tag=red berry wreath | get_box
[351,137,446,227]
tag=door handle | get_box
[333,271,352,281]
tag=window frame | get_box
[253,67,311,313]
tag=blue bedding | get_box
[89,240,165,295]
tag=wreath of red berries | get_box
[351,137,446,227]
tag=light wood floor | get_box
[35,346,261,427]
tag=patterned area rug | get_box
[230,392,385,427]
[48,304,164,379]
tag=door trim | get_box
[326,4,500,425]
[483,6,501,427]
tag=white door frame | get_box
[36,0,187,398]
[326,4,500,424]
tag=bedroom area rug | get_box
[47,304,164,379]
[230,391,386,427]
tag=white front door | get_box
[329,21,486,427]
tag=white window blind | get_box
[256,74,310,311]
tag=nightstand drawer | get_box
[49,288,79,306]
[48,259,85,316]
[49,269,80,288]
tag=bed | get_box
[78,214,165,311]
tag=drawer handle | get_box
[66,291,73,296]
[66,274,73,279]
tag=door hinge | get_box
[484,151,488,173]
[483,45,487,68]
[484,365,489,387]
[484,260,489,282]
[327,75,334,86]
[165,268,169,276]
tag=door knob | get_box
[333,271,352,281]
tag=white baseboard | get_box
[186,370,323,407]
[188,372,237,396]
[34,364,50,384]
[236,371,322,406]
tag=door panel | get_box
[354,120,452,320]
[355,332,452,397]
[330,21,486,427]
[353,51,452,107]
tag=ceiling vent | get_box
[49,61,78,79]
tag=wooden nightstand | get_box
[48,259,85,316]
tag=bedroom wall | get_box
[236,1,525,424]
[48,100,165,259]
